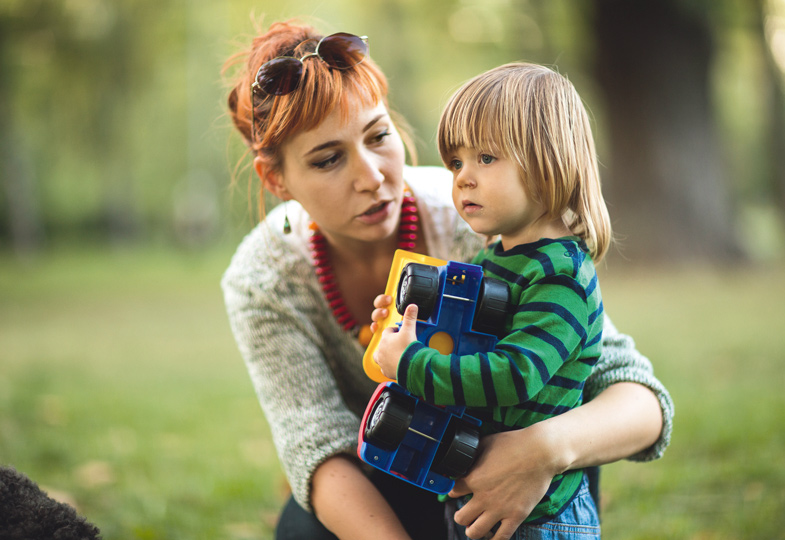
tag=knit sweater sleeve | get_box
[221,223,361,512]
[585,315,674,461]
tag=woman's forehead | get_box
[290,101,389,148]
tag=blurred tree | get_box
[590,0,744,262]
[2,0,783,262]
[755,0,785,214]
[0,3,45,255]
[0,0,142,249]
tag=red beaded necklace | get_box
[308,189,418,347]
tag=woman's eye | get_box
[312,153,340,169]
[480,154,495,165]
[371,130,391,144]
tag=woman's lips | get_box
[356,201,391,225]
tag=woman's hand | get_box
[373,304,418,380]
[449,382,664,540]
[449,423,565,540]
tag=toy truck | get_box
[357,250,511,494]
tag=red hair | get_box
[225,20,390,173]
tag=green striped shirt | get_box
[398,236,603,522]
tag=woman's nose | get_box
[353,151,385,192]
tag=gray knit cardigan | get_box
[221,166,674,512]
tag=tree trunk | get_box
[591,0,743,263]
[0,25,44,255]
[752,0,785,214]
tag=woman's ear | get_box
[254,156,292,201]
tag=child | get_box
[372,62,611,537]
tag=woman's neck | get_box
[321,227,398,266]
[306,190,425,341]
[322,233,397,336]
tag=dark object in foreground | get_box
[0,466,102,540]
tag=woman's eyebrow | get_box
[304,114,389,157]
[305,140,340,156]
[362,114,386,132]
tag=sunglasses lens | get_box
[318,33,368,69]
[256,57,303,96]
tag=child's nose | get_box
[455,168,476,189]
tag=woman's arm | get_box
[550,381,663,469]
[311,456,412,540]
[450,383,662,540]
[223,231,419,538]
[222,229,369,512]
[449,316,673,540]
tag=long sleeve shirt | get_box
[398,237,603,522]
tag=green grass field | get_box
[1,247,783,539]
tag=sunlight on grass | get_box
[1,249,783,539]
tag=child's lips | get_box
[462,200,482,214]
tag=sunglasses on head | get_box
[252,32,369,97]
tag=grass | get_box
[0,246,283,539]
[1,247,783,539]
[597,263,785,539]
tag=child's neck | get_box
[500,216,573,250]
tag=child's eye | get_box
[480,154,496,165]
[450,159,463,171]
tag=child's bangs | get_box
[438,86,507,162]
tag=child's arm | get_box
[370,275,594,406]
[400,275,598,408]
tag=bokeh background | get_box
[1,0,784,538]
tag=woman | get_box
[221,20,673,540]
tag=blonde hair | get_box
[437,62,612,261]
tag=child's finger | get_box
[399,304,419,331]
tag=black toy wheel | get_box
[431,419,480,478]
[471,277,511,336]
[396,263,440,320]
[364,390,415,451]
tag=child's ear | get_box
[254,156,292,201]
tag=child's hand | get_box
[369,294,393,334]
[373,304,418,380]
